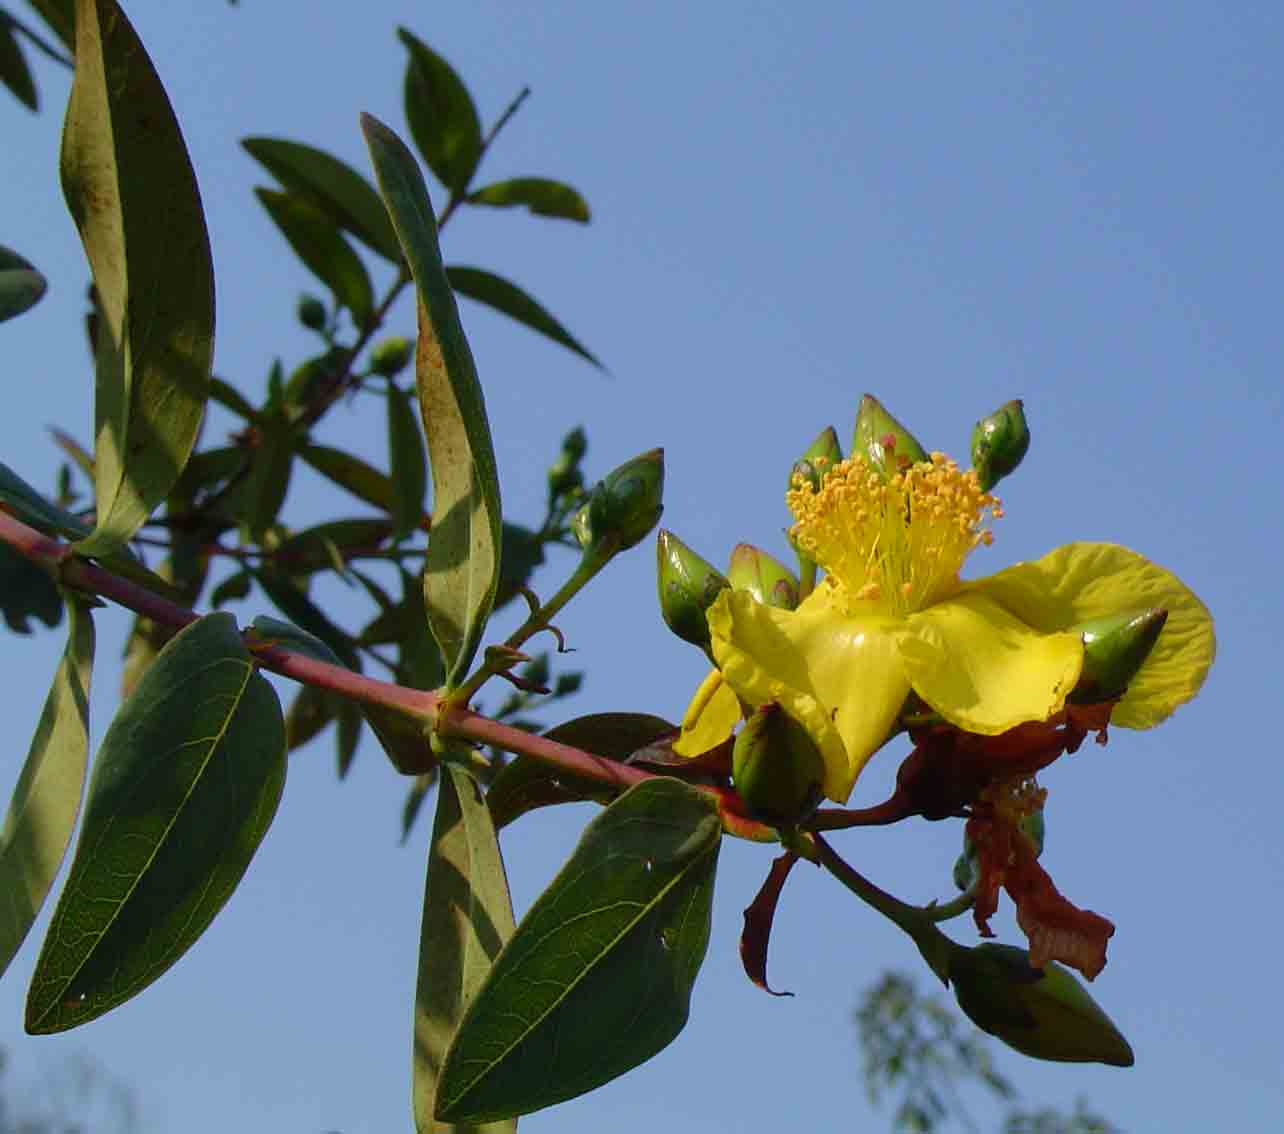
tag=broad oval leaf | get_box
[397,28,482,195]
[0,597,94,980]
[0,542,63,634]
[26,612,286,1033]
[362,114,502,686]
[446,266,601,370]
[63,0,214,559]
[436,778,721,1123]
[387,383,428,541]
[466,178,590,223]
[254,188,374,326]
[243,136,402,262]
[414,763,517,1133]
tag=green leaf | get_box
[251,573,361,671]
[437,778,721,1122]
[299,442,405,517]
[26,612,286,1033]
[487,712,673,830]
[254,188,374,326]
[387,384,428,541]
[0,19,38,110]
[284,682,336,752]
[24,1,74,50]
[446,266,602,370]
[0,541,64,634]
[0,597,94,980]
[466,178,590,223]
[362,114,502,686]
[0,245,46,320]
[273,517,392,575]
[209,376,260,423]
[0,459,89,539]
[63,0,214,559]
[397,28,482,196]
[242,136,402,262]
[335,699,362,779]
[414,764,517,1133]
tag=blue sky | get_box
[1,3,1281,1131]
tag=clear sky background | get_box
[1,3,1281,1131]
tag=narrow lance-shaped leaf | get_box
[63,0,214,558]
[299,442,410,519]
[26,612,286,1033]
[0,596,95,981]
[447,266,601,370]
[0,245,46,321]
[466,178,591,223]
[397,28,482,195]
[414,763,517,1133]
[387,382,428,542]
[254,188,374,327]
[436,778,722,1123]
[0,18,39,111]
[243,136,402,261]
[362,114,502,686]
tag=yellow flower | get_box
[676,452,1214,804]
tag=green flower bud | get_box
[577,448,665,557]
[788,425,842,494]
[547,452,585,499]
[970,399,1030,492]
[949,942,1134,1066]
[852,394,929,478]
[656,530,731,651]
[727,543,799,611]
[369,335,413,377]
[1069,607,1168,704]
[732,703,825,826]
[561,425,588,462]
[297,293,327,331]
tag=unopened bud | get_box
[727,544,799,611]
[1070,607,1168,704]
[576,448,665,557]
[970,399,1030,492]
[949,942,1134,1066]
[732,703,825,826]
[656,530,730,651]
[369,336,413,377]
[788,425,842,494]
[297,293,327,331]
[852,394,928,477]
[561,426,588,462]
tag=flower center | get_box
[787,452,1000,616]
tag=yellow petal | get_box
[673,667,742,757]
[967,542,1215,728]
[709,589,909,802]
[900,593,1083,734]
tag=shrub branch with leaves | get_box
[0,2,1216,1130]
